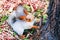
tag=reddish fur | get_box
[23,9,29,15]
[20,35,25,39]
[19,16,26,20]
[32,26,38,29]
[26,19,32,22]
[19,16,32,22]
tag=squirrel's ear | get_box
[23,9,29,15]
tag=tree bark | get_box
[39,0,60,40]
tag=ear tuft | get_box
[23,9,29,15]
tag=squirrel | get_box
[7,5,38,39]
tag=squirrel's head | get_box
[19,9,34,22]
[13,5,34,22]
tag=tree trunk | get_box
[39,0,60,40]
